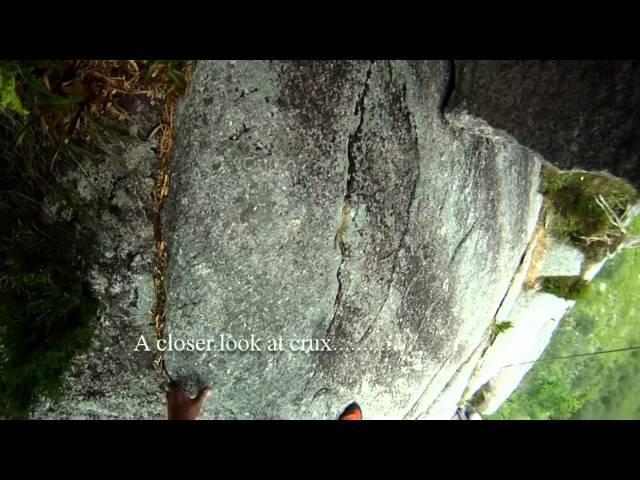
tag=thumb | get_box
[194,387,212,403]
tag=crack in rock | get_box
[440,59,456,117]
[449,218,479,268]
[325,61,374,339]
[359,77,421,344]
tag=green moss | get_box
[0,63,28,115]
[541,169,639,261]
[541,276,589,300]
[469,387,488,409]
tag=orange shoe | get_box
[339,402,363,420]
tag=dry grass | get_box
[61,60,191,379]
[525,216,550,290]
[68,60,192,379]
[0,60,191,406]
[32,60,193,379]
[150,62,192,379]
[334,202,350,255]
[23,61,181,149]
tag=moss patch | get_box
[541,169,638,261]
[541,276,589,300]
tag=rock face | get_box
[32,141,164,419]
[468,291,575,416]
[164,61,543,419]
[538,238,585,277]
[446,61,640,189]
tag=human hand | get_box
[166,382,212,420]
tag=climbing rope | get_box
[501,344,640,369]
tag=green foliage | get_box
[541,169,639,261]
[469,388,487,409]
[541,276,589,300]
[147,60,188,95]
[492,321,514,335]
[0,106,97,418]
[0,223,97,418]
[1,61,84,116]
[492,220,640,420]
[0,59,186,417]
[0,63,28,115]
[495,362,585,420]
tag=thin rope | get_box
[501,344,640,369]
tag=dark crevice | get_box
[386,60,393,90]
[359,283,390,343]
[437,181,452,219]
[487,207,545,340]
[325,274,344,339]
[253,140,273,156]
[449,218,479,268]
[345,61,374,206]
[486,279,519,347]
[359,77,420,344]
[107,174,128,202]
[237,87,258,100]
[378,250,396,262]
[422,341,485,417]
[311,387,331,402]
[403,355,452,419]
[301,362,321,397]
[440,60,456,117]
[396,81,419,255]
[325,61,374,340]
[517,249,527,268]
[228,123,252,141]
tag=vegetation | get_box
[0,63,28,114]
[541,276,589,300]
[541,169,638,262]
[0,60,186,418]
[0,78,97,418]
[147,60,189,95]
[491,216,640,419]
[491,321,514,336]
